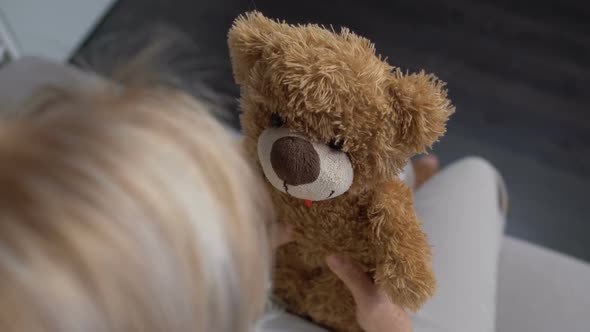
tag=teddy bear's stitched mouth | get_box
[284,181,336,201]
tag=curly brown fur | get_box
[229,12,454,331]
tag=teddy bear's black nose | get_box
[270,136,320,186]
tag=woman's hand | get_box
[327,255,413,332]
[271,222,294,249]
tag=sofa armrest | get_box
[496,236,590,332]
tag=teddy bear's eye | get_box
[271,112,285,127]
[328,138,345,151]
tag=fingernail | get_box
[326,255,344,269]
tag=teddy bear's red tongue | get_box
[304,199,314,207]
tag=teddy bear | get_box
[228,12,455,332]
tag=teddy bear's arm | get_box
[367,178,436,311]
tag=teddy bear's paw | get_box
[375,265,437,311]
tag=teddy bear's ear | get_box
[227,11,281,85]
[388,70,455,154]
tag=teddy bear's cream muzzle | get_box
[257,128,353,202]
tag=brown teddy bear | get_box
[228,12,454,332]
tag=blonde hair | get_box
[0,86,273,331]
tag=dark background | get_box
[77,0,590,261]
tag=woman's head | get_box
[0,87,273,331]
